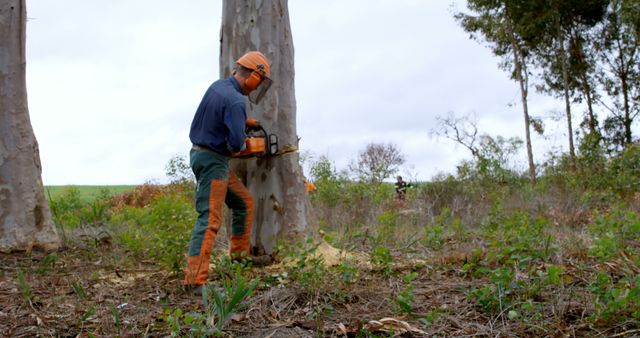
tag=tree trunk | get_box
[580,73,597,135]
[220,0,313,255]
[0,0,61,252]
[617,39,632,145]
[506,18,536,185]
[558,27,576,169]
[570,30,598,136]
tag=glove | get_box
[246,118,261,131]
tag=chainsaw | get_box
[232,118,281,158]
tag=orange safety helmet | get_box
[236,51,271,78]
[236,51,272,104]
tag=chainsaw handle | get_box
[245,118,261,131]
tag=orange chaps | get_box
[184,149,254,286]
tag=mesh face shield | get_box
[248,77,272,104]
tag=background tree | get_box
[0,0,60,252]
[595,0,639,151]
[349,142,405,184]
[456,0,537,185]
[219,0,313,255]
[431,111,481,158]
[568,21,603,137]
[433,112,522,183]
[517,0,608,168]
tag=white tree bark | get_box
[220,0,313,254]
[0,0,60,252]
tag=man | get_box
[395,175,408,201]
[184,51,272,294]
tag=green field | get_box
[45,185,136,201]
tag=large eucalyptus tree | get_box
[219,0,312,255]
[0,0,60,252]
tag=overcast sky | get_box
[26,0,574,185]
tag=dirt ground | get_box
[0,240,637,337]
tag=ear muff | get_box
[245,71,262,92]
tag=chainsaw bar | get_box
[271,144,298,156]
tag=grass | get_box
[45,185,136,202]
[7,150,638,337]
[2,180,639,336]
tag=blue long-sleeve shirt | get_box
[189,76,246,155]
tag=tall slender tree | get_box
[0,0,61,252]
[219,0,313,255]
[568,26,601,137]
[595,0,639,149]
[516,0,608,167]
[456,0,537,185]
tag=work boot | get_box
[233,254,273,267]
[248,254,273,267]
[184,284,203,296]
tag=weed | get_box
[16,270,32,304]
[423,223,444,250]
[72,281,88,301]
[468,267,517,313]
[395,271,418,316]
[203,266,259,332]
[80,305,96,324]
[419,309,442,326]
[110,305,121,331]
[212,255,247,278]
[483,209,556,268]
[588,209,640,261]
[163,308,183,337]
[280,239,327,293]
[590,273,640,321]
[36,252,60,274]
[370,244,393,276]
[436,207,469,241]
[335,260,359,284]
[164,307,215,337]
[376,210,398,243]
[468,263,567,318]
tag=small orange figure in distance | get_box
[304,179,316,193]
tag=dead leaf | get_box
[231,313,245,323]
[364,317,427,335]
[334,323,348,336]
[296,319,317,330]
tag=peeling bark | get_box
[220,0,313,254]
[0,0,60,252]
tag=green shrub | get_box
[49,187,114,229]
[111,190,195,272]
[279,239,327,293]
[483,207,556,268]
[588,209,640,261]
[590,273,640,321]
[371,244,393,276]
[468,264,564,317]
[395,271,418,316]
[48,187,84,228]
[608,144,640,195]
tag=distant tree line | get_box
[456,0,639,185]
